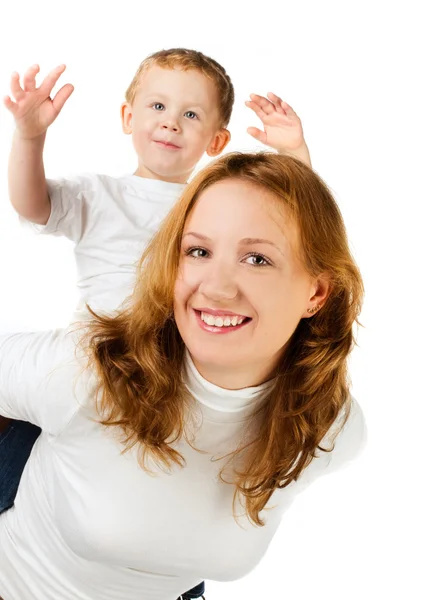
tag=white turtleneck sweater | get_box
[0,329,366,600]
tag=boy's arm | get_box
[245,92,312,168]
[8,132,50,225]
[4,64,74,225]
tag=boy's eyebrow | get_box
[143,93,208,112]
[182,232,284,255]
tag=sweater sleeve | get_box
[0,327,89,435]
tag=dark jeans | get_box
[0,419,41,512]
[178,581,206,599]
[0,419,206,599]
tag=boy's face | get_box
[121,66,230,183]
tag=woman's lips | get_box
[195,307,249,318]
[193,309,251,334]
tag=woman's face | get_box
[174,178,327,389]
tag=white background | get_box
[0,1,440,598]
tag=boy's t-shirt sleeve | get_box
[20,174,94,244]
[0,328,90,435]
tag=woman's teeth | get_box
[200,312,246,327]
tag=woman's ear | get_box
[303,273,332,318]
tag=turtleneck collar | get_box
[184,351,273,424]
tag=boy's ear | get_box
[206,128,231,157]
[121,102,133,134]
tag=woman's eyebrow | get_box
[182,232,211,242]
[240,237,284,255]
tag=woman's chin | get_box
[188,347,243,374]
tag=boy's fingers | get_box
[10,72,24,101]
[247,126,267,144]
[245,100,267,121]
[281,100,298,118]
[267,92,286,115]
[52,83,74,114]
[268,91,282,102]
[3,95,17,113]
[23,64,40,92]
[39,64,67,97]
[249,93,275,115]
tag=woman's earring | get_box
[307,304,321,314]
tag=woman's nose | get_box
[198,265,238,301]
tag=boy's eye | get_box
[184,110,198,120]
[243,253,271,267]
[185,246,209,259]
[152,103,165,111]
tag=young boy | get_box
[0,48,310,517]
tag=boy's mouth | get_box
[154,140,181,150]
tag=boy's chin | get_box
[143,160,192,182]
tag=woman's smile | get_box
[193,308,252,334]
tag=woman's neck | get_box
[190,356,275,391]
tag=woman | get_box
[0,152,366,600]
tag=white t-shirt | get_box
[27,173,185,313]
[0,329,367,600]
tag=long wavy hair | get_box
[85,152,363,527]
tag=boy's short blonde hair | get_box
[125,48,234,129]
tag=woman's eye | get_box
[244,253,271,267]
[152,103,165,111]
[185,247,209,259]
[184,111,198,119]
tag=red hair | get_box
[86,152,364,527]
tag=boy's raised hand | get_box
[3,64,74,140]
[245,93,311,167]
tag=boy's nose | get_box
[162,120,180,133]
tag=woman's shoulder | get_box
[0,325,95,434]
[325,396,367,463]
[298,395,367,487]
[1,326,88,376]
